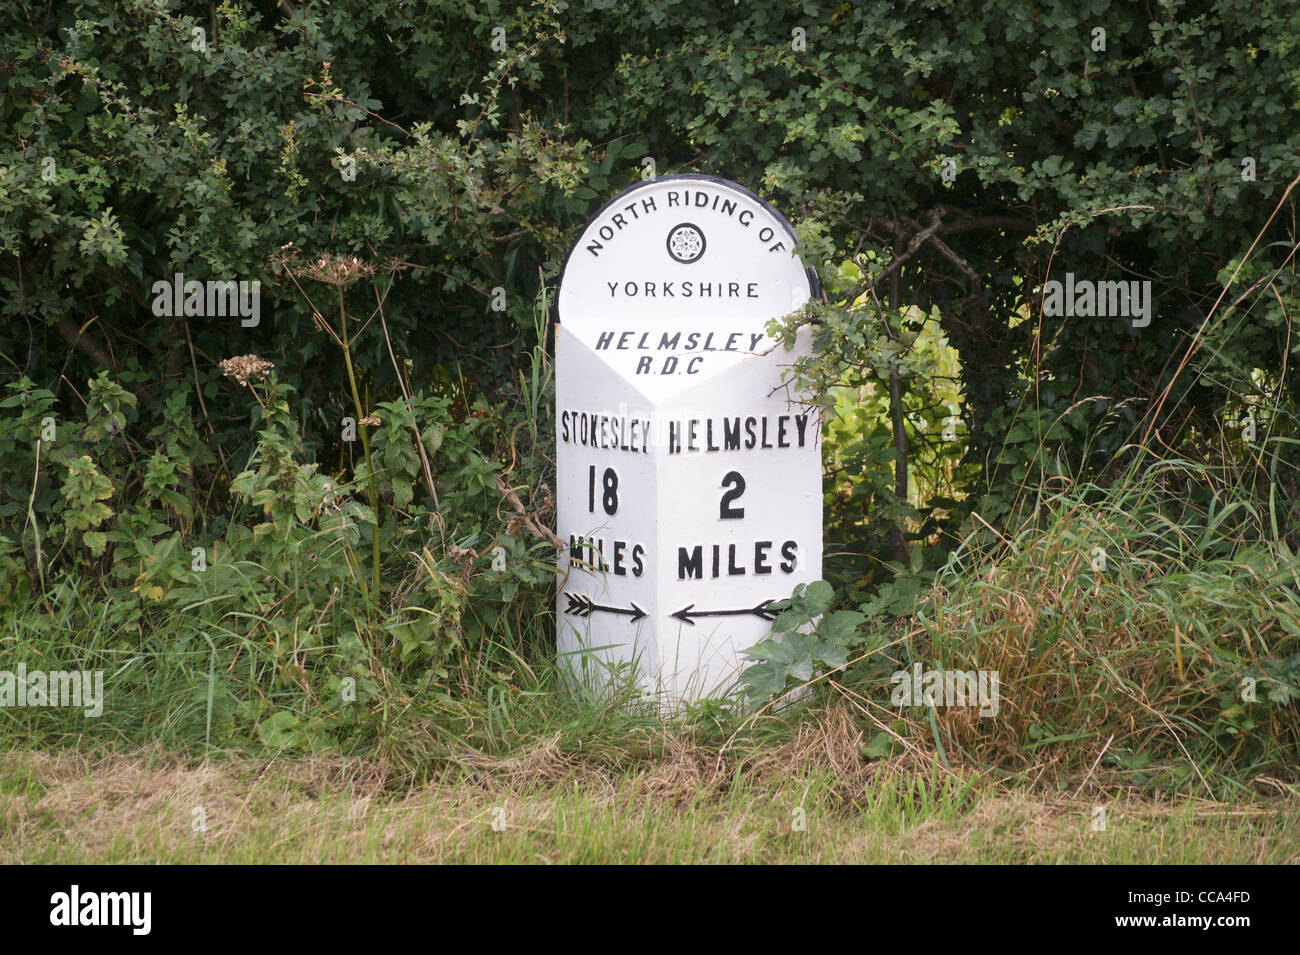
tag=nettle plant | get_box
[202,346,553,680]
[0,372,202,598]
[0,333,556,742]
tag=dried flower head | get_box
[219,354,275,386]
[268,247,405,288]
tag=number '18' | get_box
[588,465,618,515]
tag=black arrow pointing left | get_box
[671,599,780,625]
[565,593,647,622]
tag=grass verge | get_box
[3,741,1295,864]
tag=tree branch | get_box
[57,312,114,369]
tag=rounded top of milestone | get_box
[557,175,817,329]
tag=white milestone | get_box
[555,175,822,704]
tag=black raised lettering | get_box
[719,471,746,519]
[779,540,798,573]
[723,417,741,450]
[678,545,703,580]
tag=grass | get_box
[3,402,1297,861]
[3,457,1298,866]
[878,458,1300,798]
[4,741,1296,864]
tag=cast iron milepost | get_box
[554,175,822,704]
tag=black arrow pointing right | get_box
[565,593,647,622]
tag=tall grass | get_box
[885,456,1300,797]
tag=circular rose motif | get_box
[666,223,706,264]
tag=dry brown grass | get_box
[904,490,1300,790]
[4,715,1295,864]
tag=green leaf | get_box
[862,729,903,760]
